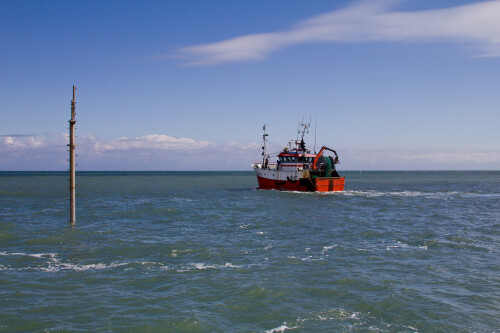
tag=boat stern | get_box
[314,177,345,192]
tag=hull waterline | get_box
[256,174,345,192]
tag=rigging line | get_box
[265,140,282,148]
[314,113,317,154]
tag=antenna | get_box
[296,118,300,142]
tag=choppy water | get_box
[1,171,499,332]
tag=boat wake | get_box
[271,189,498,199]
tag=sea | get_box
[0,171,499,332]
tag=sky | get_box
[1,0,499,170]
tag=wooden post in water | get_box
[68,86,76,223]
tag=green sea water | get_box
[0,171,499,332]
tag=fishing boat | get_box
[252,122,345,192]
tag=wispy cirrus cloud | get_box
[176,0,500,65]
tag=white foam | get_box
[265,324,298,332]
[289,308,421,331]
[386,241,409,250]
[0,252,57,259]
[194,262,238,270]
[385,241,428,251]
[343,189,426,197]
[322,245,336,254]
[178,262,240,272]
[40,261,127,272]
[0,251,127,272]
[253,188,487,198]
[339,189,479,199]
[462,193,500,198]
[287,255,324,262]
[138,261,168,268]
[171,197,194,203]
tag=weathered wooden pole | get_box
[68,85,76,223]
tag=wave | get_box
[0,251,57,259]
[262,188,498,199]
[177,262,240,272]
[268,307,419,332]
[41,261,127,272]
[0,251,243,273]
[287,255,325,262]
[284,241,427,262]
[321,245,336,253]
[424,239,493,252]
[265,324,298,332]
[0,252,126,272]
[385,241,428,251]
[320,189,500,199]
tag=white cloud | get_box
[0,133,259,171]
[0,134,67,170]
[2,133,499,170]
[87,134,216,153]
[224,141,260,150]
[0,135,47,149]
[176,0,500,65]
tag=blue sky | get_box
[1,0,499,170]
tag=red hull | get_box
[314,177,345,192]
[257,175,345,192]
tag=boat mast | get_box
[299,122,310,142]
[297,121,310,153]
[261,124,268,165]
